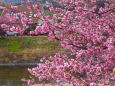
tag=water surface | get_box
[0,66,32,86]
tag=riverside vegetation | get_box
[0,36,64,63]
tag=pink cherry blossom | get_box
[0,0,114,86]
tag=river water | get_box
[0,66,33,86]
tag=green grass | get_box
[8,41,22,52]
[22,37,38,48]
[0,38,7,48]
[38,40,60,49]
[0,36,63,53]
[0,36,65,63]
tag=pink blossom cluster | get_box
[24,0,115,85]
[0,3,41,35]
[1,24,9,30]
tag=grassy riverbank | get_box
[0,36,65,63]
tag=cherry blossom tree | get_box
[1,0,115,86]
[0,5,26,35]
[22,0,115,86]
[0,3,41,35]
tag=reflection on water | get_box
[0,66,33,86]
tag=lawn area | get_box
[0,36,65,63]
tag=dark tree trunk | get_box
[0,27,6,38]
